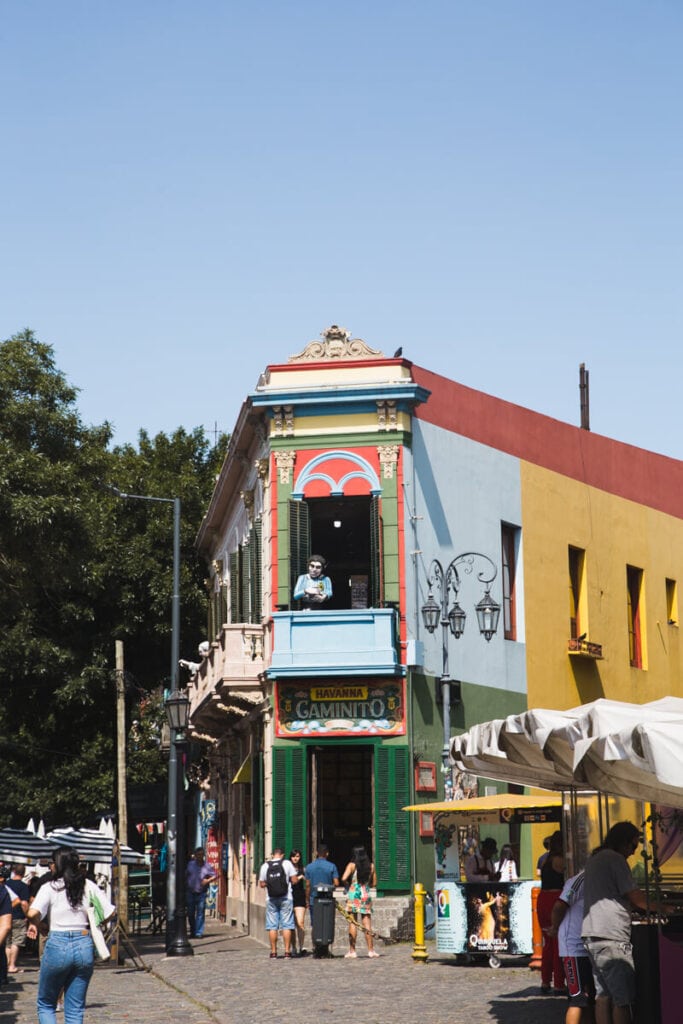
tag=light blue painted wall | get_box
[403,419,527,697]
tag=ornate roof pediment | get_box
[289,325,384,363]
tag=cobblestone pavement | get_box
[2,920,568,1024]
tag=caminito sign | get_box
[275,680,406,737]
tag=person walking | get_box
[258,848,299,959]
[341,845,379,958]
[185,847,217,939]
[27,846,115,1024]
[537,830,566,995]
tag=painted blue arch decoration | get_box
[292,449,382,499]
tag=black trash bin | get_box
[311,884,336,955]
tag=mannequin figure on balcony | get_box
[294,555,333,610]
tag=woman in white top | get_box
[495,844,519,882]
[28,846,115,1024]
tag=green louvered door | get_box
[272,745,307,856]
[374,746,411,891]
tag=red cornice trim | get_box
[412,364,683,520]
[265,358,411,373]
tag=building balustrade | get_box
[268,608,403,678]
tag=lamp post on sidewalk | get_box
[421,552,500,799]
[106,485,193,956]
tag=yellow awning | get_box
[403,792,563,814]
[232,754,252,784]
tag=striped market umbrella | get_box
[0,828,58,865]
[48,828,147,865]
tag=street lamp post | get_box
[107,486,193,957]
[421,552,500,799]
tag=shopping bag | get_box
[87,893,111,961]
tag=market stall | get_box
[404,793,563,967]
[449,698,683,1022]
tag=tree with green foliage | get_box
[0,330,227,828]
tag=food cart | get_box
[405,792,563,967]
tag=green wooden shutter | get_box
[249,519,262,624]
[251,751,264,872]
[289,499,310,604]
[207,594,215,640]
[240,543,249,623]
[272,746,306,855]
[211,589,221,639]
[369,495,384,608]
[220,582,229,630]
[229,552,239,622]
[375,746,411,891]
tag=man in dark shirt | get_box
[0,874,13,988]
[6,865,30,973]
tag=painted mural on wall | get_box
[435,881,539,955]
[275,680,406,737]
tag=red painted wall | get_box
[412,365,683,521]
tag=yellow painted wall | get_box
[521,460,683,711]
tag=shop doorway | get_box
[309,745,374,870]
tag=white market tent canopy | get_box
[48,828,147,865]
[0,829,58,865]
[450,696,683,809]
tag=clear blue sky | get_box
[2,1,681,457]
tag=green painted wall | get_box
[409,671,528,891]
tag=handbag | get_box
[86,889,111,961]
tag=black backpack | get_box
[265,859,288,898]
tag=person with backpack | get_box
[258,848,299,959]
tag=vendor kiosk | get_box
[405,793,563,967]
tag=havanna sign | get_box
[275,680,406,738]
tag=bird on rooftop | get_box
[393,346,403,358]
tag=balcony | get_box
[188,623,267,739]
[268,608,403,679]
[568,637,603,659]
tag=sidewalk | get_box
[2,919,568,1024]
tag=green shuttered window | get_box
[374,746,410,890]
[272,746,307,856]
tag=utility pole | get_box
[116,640,129,930]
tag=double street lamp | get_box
[421,552,500,799]
[107,486,193,957]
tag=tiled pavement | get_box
[2,919,568,1024]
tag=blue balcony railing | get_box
[267,608,403,678]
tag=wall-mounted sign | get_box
[275,679,406,737]
[415,761,437,792]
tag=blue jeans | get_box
[186,889,207,937]
[38,930,94,1024]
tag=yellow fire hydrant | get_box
[412,882,429,962]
